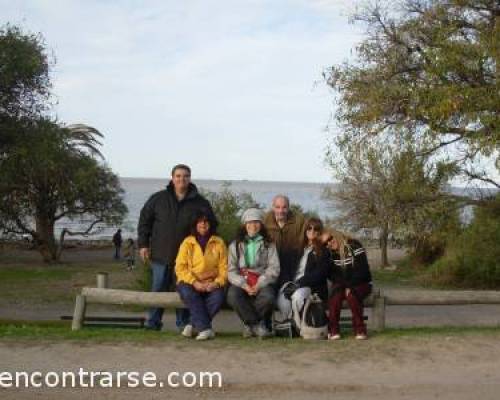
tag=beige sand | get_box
[1,333,500,399]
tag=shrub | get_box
[425,195,500,288]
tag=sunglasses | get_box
[306,226,321,232]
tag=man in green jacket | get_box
[263,195,305,289]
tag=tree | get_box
[325,141,458,266]
[201,182,259,244]
[325,0,500,188]
[0,119,127,262]
[0,24,51,152]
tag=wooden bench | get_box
[72,287,382,331]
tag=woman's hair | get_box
[189,209,218,236]
[302,217,324,256]
[323,229,354,260]
[235,222,272,246]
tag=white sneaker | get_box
[196,329,215,341]
[255,322,272,339]
[355,333,368,340]
[328,333,341,340]
[242,325,255,338]
[181,324,194,338]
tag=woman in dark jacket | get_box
[276,217,330,332]
[323,229,372,340]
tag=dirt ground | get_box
[1,333,500,399]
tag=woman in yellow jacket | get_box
[175,209,228,340]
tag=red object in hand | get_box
[240,268,260,287]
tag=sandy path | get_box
[1,334,500,399]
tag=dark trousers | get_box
[177,283,225,331]
[114,246,121,260]
[227,285,275,326]
[147,262,190,330]
[328,283,372,335]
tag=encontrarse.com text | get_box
[0,369,222,389]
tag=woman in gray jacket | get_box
[227,208,280,338]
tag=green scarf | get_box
[244,234,263,267]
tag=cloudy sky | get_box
[1,0,363,182]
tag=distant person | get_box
[323,230,373,340]
[277,217,329,333]
[263,195,305,289]
[175,210,227,340]
[112,229,122,260]
[227,208,280,338]
[138,164,216,334]
[123,238,136,270]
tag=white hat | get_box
[241,208,263,224]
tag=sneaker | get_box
[242,324,256,338]
[255,322,272,339]
[181,324,194,338]
[355,333,368,340]
[196,329,215,341]
[328,333,341,340]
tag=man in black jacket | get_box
[138,164,216,332]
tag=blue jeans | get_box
[177,283,225,331]
[146,261,190,330]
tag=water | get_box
[57,178,338,240]
[24,178,483,241]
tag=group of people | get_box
[137,164,372,341]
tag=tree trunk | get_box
[380,222,389,268]
[35,214,58,263]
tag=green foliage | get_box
[0,24,51,153]
[201,182,259,244]
[0,24,51,118]
[325,0,500,187]
[0,119,127,262]
[426,195,500,288]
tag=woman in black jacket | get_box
[276,217,330,332]
[323,230,372,340]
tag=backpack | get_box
[300,293,328,340]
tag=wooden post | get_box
[72,295,87,331]
[97,272,109,289]
[372,291,386,332]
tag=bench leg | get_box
[72,295,87,331]
[372,293,386,332]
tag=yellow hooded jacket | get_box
[175,235,228,287]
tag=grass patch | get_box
[0,321,499,349]
[0,263,142,304]
[0,266,73,282]
[372,257,427,288]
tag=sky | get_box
[1,0,364,183]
